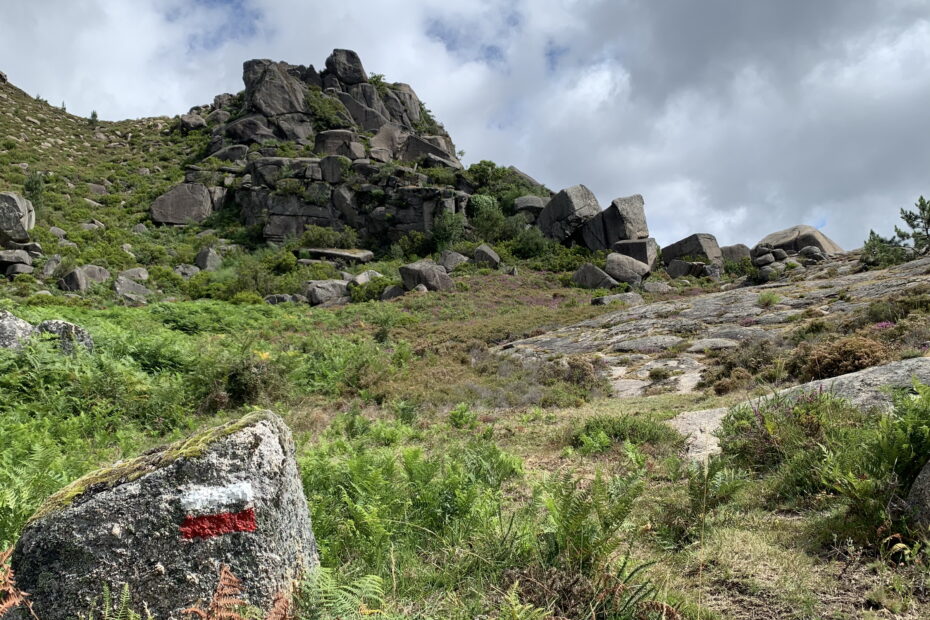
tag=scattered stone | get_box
[58,265,109,293]
[87,183,107,196]
[174,264,201,279]
[473,243,500,268]
[80,219,105,231]
[592,292,644,307]
[195,247,223,271]
[536,185,601,243]
[35,320,93,354]
[799,245,827,261]
[114,276,153,303]
[11,412,317,620]
[264,294,306,305]
[304,279,350,305]
[380,284,406,300]
[439,250,469,272]
[399,260,454,292]
[413,283,429,293]
[49,226,67,239]
[662,233,723,266]
[131,223,148,234]
[0,249,32,269]
[604,253,651,286]
[666,259,705,279]
[40,255,61,279]
[572,263,619,290]
[642,281,674,294]
[119,267,149,282]
[0,310,34,349]
[349,270,383,288]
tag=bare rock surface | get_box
[11,411,317,620]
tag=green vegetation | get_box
[861,195,930,268]
[305,86,352,132]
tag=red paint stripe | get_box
[180,507,257,539]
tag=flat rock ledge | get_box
[668,357,930,461]
[11,411,317,620]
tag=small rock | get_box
[592,292,645,307]
[35,320,93,354]
[399,260,454,292]
[174,264,200,279]
[380,284,405,300]
[604,253,650,286]
[195,247,222,271]
[0,310,34,349]
[473,243,500,268]
[439,250,469,273]
[304,279,350,305]
[572,263,619,290]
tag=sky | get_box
[1,0,929,250]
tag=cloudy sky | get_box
[1,0,929,249]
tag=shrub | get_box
[305,86,351,132]
[299,225,359,249]
[794,336,889,381]
[757,291,780,308]
[464,160,550,214]
[23,171,45,211]
[88,110,98,127]
[571,414,679,449]
[431,211,466,251]
[469,195,506,243]
[508,226,549,259]
[349,277,394,303]
[449,402,478,429]
[820,383,930,534]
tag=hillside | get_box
[2,51,930,619]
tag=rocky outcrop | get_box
[324,49,368,85]
[150,183,219,225]
[755,225,843,255]
[537,185,601,243]
[580,194,648,251]
[721,244,751,263]
[0,192,35,244]
[11,412,317,620]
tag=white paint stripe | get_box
[180,481,254,514]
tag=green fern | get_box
[78,583,148,620]
[496,582,551,619]
[296,567,385,620]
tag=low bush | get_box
[571,414,680,450]
[792,336,889,381]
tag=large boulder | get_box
[113,275,153,304]
[439,250,469,272]
[473,243,500,268]
[0,192,36,244]
[571,263,619,289]
[195,247,223,272]
[514,195,547,222]
[661,233,723,266]
[604,253,651,286]
[150,183,215,225]
[580,194,648,250]
[536,185,601,243]
[755,225,843,255]
[611,238,659,269]
[399,260,454,292]
[304,279,350,305]
[58,265,110,293]
[225,114,277,144]
[0,310,34,350]
[243,59,310,118]
[721,243,751,262]
[324,49,368,85]
[11,412,317,620]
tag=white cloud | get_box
[1,0,929,250]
